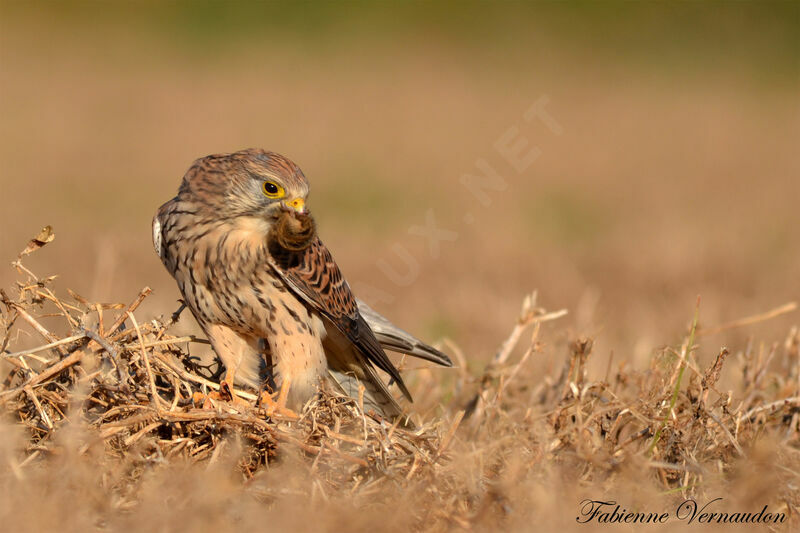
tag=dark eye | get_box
[262,181,284,198]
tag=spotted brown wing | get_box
[267,236,412,401]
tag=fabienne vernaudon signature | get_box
[577,498,786,525]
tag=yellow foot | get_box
[258,376,299,419]
[192,390,213,409]
[192,383,251,411]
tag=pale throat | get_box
[222,215,272,253]
[232,215,272,235]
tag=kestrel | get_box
[153,148,451,421]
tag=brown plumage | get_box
[153,148,451,421]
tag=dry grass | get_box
[1,231,798,532]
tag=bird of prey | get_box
[153,148,451,421]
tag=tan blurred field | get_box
[1,2,799,532]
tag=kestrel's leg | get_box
[254,343,298,419]
[262,303,328,412]
[194,324,261,409]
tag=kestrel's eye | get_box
[262,181,284,199]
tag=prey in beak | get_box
[271,198,316,251]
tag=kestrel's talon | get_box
[191,391,206,407]
[218,379,233,401]
[259,377,299,419]
[192,381,251,411]
[192,389,222,410]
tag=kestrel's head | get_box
[178,148,310,220]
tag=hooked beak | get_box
[284,197,306,214]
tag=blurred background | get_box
[1,1,798,376]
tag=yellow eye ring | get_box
[262,181,285,199]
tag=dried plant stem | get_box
[0,349,85,401]
[6,303,68,356]
[707,411,745,457]
[465,293,567,420]
[24,386,53,430]
[437,410,464,458]
[152,352,258,401]
[128,311,163,412]
[2,334,86,359]
[493,308,567,367]
[494,323,540,403]
[107,287,152,336]
[649,297,700,455]
[741,396,800,420]
[699,301,798,337]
